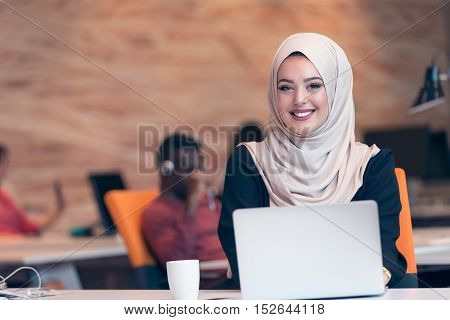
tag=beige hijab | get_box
[240,33,380,207]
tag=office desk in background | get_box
[38,288,450,300]
[0,235,228,289]
[414,227,450,265]
[0,235,127,289]
[413,227,450,287]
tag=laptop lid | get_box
[233,200,385,299]
[88,171,127,235]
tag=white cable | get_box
[0,266,42,290]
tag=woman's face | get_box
[276,55,329,136]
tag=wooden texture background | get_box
[0,0,448,232]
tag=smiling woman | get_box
[218,33,407,290]
[277,52,329,136]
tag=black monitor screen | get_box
[364,127,430,179]
[88,172,127,234]
[365,127,449,180]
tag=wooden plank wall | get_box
[0,0,447,232]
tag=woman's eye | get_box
[308,83,323,90]
[278,85,293,92]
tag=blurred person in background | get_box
[141,133,228,288]
[0,144,64,235]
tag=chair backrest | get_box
[104,189,159,268]
[394,168,417,274]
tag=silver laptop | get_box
[233,200,385,299]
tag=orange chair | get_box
[104,189,166,289]
[394,168,418,287]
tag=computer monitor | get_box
[88,171,127,235]
[364,127,449,180]
[428,131,450,179]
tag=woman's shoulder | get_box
[354,148,400,207]
[223,145,269,208]
[229,144,253,160]
[225,145,264,183]
[227,145,258,170]
[366,148,396,175]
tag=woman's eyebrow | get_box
[304,76,323,82]
[278,79,294,84]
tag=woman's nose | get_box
[294,89,309,106]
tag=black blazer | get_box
[218,145,407,288]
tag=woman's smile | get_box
[289,108,316,121]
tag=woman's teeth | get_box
[293,111,313,117]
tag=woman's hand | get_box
[382,267,392,286]
[185,170,207,216]
[226,265,233,279]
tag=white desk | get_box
[37,288,450,300]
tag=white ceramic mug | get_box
[166,260,200,300]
